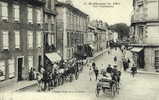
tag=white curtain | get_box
[27,31,33,48]
[27,7,33,23]
[2,31,9,49]
[1,2,8,20]
[15,31,20,48]
[13,5,19,21]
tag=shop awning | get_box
[45,53,61,63]
[131,47,143,53]
[89,44,94,49]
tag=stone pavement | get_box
[51,49,159,100]
[0,49,108,93]
[0,80,36,93]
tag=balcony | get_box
[24,0,45,6]
[131,14,146,24]
[44,8,57,15]
[131,14,159,25]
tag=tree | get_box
[110,23,130,40]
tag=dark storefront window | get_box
[0,61,5,81]
[155,50,159,70]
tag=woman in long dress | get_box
[89,66,93,81]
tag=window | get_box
[27,7,33,23]
[8,59,15,78]
[36,31,42,47]
[67,32,69,47]
[15,31,20,48]
[147,2,158,19]
[13,4,20,21]
[2,31,9,49]
[36,9,42,24]
[0,61,5,81]
[48,0,51,9]
[47,34,51,46]
[27,31,33,48]
[0,2,8,20]
[45,15,48,24]
[51,16,54,24]
[51,0,55,10]
[136,0,143,6]
[28,56,33,70]
[51,34,54,45]
[155,50,159,69]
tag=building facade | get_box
[43,0,60,71]
[84,25,96,57]
[56,1,89,60]
[131,0,159,72]
[0,0,44,86]
[90,20,108,53]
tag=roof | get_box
[88,25,96,30]
[56,1,89,17]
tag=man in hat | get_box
[111,65,121,83]
[106,64,112,74]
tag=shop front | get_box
[131,47,145,69]
[45,53,61,72]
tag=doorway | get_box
[38,56,42,72]
[17,57,23,81]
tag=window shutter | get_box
[14,5,20,21]
[8,59,15,78]
[28,56,33,70]
[27,31,33,48]
[1,2,8,20]
[15,31,20,48]
[36,31,42,47]
[2,31,9,49]
[37,9,42,24]
[27,7,33,23]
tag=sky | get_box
[59,0,133,26]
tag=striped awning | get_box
[45,53,61,63]
[131,47,143,53]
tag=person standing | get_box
[43,70,50,91]
[89,66,93,81]
[114,56,117,64]
[106,64,112,73]
[131,64,137,77]
[29,68,34,81]
[92,62,96,70]
[94,66,99,81]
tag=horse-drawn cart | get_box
[96,76,119,97]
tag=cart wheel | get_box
[116,82,119,94]
[111,84,116,96]
[96,88,99,97]
[102,88,106,93]
[70,74,73,82]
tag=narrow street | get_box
[19,48,159,100]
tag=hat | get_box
[114,65,117,68]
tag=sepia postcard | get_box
[0,0,159,100]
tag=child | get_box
[36,72,43,92]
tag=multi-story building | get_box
[84,25,96,57]
[131,0,159,72]
[0,0,44,87]
[56,1,89,60]
[90,20,108,52]
[43,0,61,71]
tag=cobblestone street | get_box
[19,48,159,100]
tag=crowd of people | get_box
[29,59,83,91]
[28,46,138,91]
[87,46,137,83]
